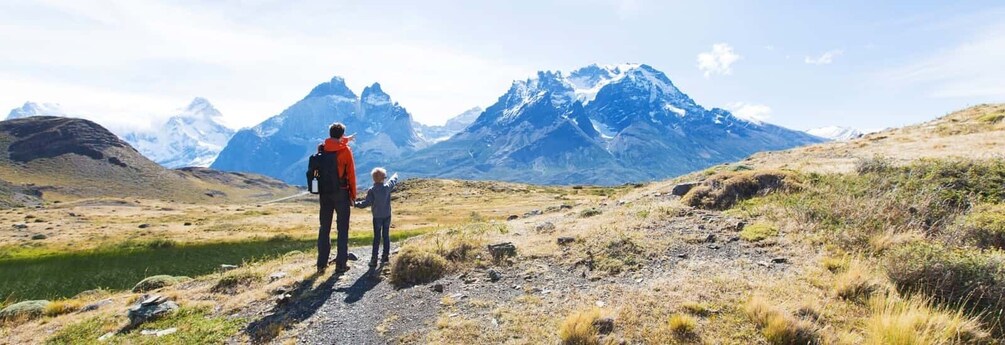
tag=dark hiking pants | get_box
[318,190,351,270]
[372,216,391,261]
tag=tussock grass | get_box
[390,223,488,287]
[558,307,602,345]
[211,271,263,294]
[865,296,990,345]
[744,298,820,345]
[833,261,885,302]
[42,299,84,317]
[667,313,697,337]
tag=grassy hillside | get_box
[3,105,1004,344]
[0,117,298,205]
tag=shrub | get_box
[744,298,820,345]
[211,271,262,294]
[740,223,778,242]
[884,242,1005,325]
[682,170,800,210]
[558,307,601,345]
[132,275,188,292]
[390,248,449,287]
[579,208,602,218]
[43,299,84,317]
[977,112,1004,125]
[865,296,989,345]
[961,204,1005,249]
[855,156,894,175]
[667,313,697,337]
[0,300,49,322]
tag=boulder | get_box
[557,237,576,245]
[12,223,28,230]
[535,222,556,233]
[0,300,50,321]
[488,269,502,282]
[138,224,150,229]
[506,215,519,221]
[523,209,542,217]
[487,242,517,261]
[31,234,47,240]
[670,182,698,197]
[126,295,178,329]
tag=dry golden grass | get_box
[865,296,989,345]
[745,297,821,345]
[682,170,800,210]
[832,261,885,302]
[559,307,603,345]
[667,313,697,337]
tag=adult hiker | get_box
[306,122,358,274]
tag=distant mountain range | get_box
[394,64,823,184]
[210,78,427,184]
[6,99,235,169]
[211,63,822,185]
[805,126,864,141]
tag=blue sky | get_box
[1,1,1002,132]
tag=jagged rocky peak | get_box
[362,82,392,105]
[180,97,222,118]
[305,76,357,100]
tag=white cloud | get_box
[804,49,843,65]
[696,43,740,77]
[886,24,1005,98]
[726,102,771,124]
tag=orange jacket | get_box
[322,138,357,201]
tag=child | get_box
[354,167,399,267]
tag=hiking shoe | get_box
[335,265,351,274]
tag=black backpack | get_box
[306,152,348,195]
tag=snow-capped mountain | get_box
[806,126,864,141]
[122,98,235,168]
[7,102,68,120]
[211,77,426,184]
[413,107,483,142]
[393,63,823,185]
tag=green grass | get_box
[0,229,427,302]
[740,223,778,242]
[46,307,244,345]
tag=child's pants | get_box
[372,216,391,260]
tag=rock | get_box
[677,253,688,259]
[219,264,238,272]
[80,299,113,312]
[98,332,115,341]
[557,237,575,245]
[68,212,77,217]
[560,204,573,210]
[140,328,178,337]
[707,244,721,250]
[535,222,556,233]
[488,269,502,282]
[138,224,150,229]
[0,300,50,321]
[346,253,359,261]
[183,222,192,226]
[704,234,716,243]
[523,209,542,217]
[771,257,788,264]
[735,221,747,231]
[593,317,615,335]
[269,272,287,282]
[729,236,741,242]
[506,215,519,221]
[31,233,47,240]
[670,182,698,197]
[12,223,28,230]
[487,242,517,260]
[430,284,444,293]
[276,293,292,305]
[126,295,178,329]
[132,275,186,292]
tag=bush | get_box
[43,299,84,317]
[833,262,884,302]
[682,170,800,210]
[0,300,49,322]
[132,275,188,292]
[865,296,989,345]
[884,242,1005,325]
[855,156,894,175]
[667,313,697,337]
[961,204,1005,249]
[579,208,602,218]
[390,248,449,288]
[744,298,820,345]
[558,307,601,345]
[740,223,778,242]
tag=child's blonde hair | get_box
[371,167,387,181]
